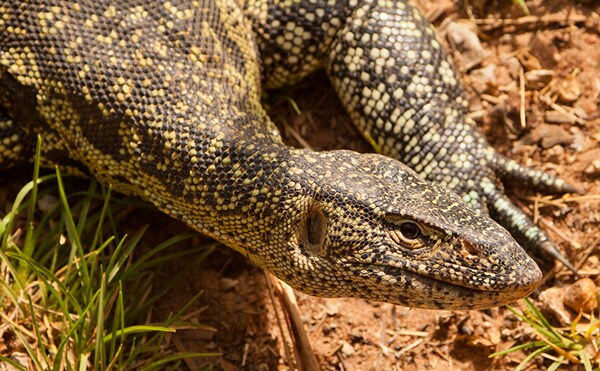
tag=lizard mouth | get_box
[352,257,541,291]
[348,260,540,310]
[393,268,537,310]
[405,260,541,292]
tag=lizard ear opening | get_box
[304,207,327,255]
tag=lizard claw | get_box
[493,153,584,195]
[482,176,579,274]
[540,240,579,275]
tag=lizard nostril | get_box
[461,240,479,258]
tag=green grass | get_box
[0,138,219,370]
[491,298,600,370]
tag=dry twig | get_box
[473,13,597,33]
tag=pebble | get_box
[469,64,497,93]
[325,301,341,316]
[545,145,565,163]
[538,287,571,325]
[488,329,501,345]
[538,124,573,148]
[459,325,473,335]
[569,126,586,152]
[584,159,600,177]
[564,278,598,314]
[545,110,577,125]
[340,341,355,356]
[446,21,485,69]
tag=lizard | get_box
[0,0,581,309]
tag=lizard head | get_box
[262,150,541,310]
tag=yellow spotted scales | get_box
[0,0,579,309]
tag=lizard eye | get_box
[399,222,420,240]
[384,215,425,248]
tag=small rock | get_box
[488,329,501,345]
[545,145,565,163]
[500,328,512,339]
[340,341,355,357]
[569,127,586,153]
[538,124,573,149]
[538,287,571,325]
[446,21,485,69]
[459,325,473,335]
[325,301,341,316]
[564,278,598,314]
[469,64,497,93]
[584,160,600,177]
[545,110,577,125]
[514,133,538,149]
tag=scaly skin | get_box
[244,0,580,270]
[2,0,575,309]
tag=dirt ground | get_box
[153,0,600,369]
[2,0,599,370]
